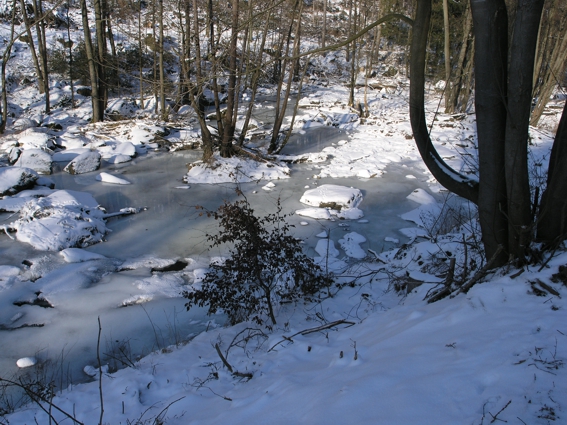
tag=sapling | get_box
[184,195,333,326]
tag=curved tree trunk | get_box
[409,0,479,205]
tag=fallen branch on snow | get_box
[268,319,356,352]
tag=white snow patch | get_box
[96,172,131,185]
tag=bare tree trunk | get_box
[322,0,327,48]
[348,0,358,107]
[19,0,46,95]
[1,0,18,133]
[34,0,50,113]
[208,0,224,137]
[446,4,472,114]
[470,0,509,265]
[220,0,240,158]
[237,3,272,146]
[409,0,479,204]
[94,0,108,111]
[191,0,214,161]
[531,0,567,126]
[159,0,167,121]
[504,0,545,260]
[138,1,145,109]
[268,0,302,153]
[538,100,567,244]
[442,0,450,112]
[66,4,75,109]
[81,0,104,122]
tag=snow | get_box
[60,248,108,263]
[14,149,52,174]
[0,166,38,196]
[96,172,131,185]
[300,184,363,209]
[16,357,37,368]
[184,155,290,184]
[64,150,102,174]
[9,191,108,251]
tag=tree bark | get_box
[159,0,167,121]
[504,0,545,260]
[470,0,509,265]
[19,0,45,95]
[81,0,104,122]
[537,100,567,245]
[220,0,239,158]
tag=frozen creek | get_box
[0,127,429,390]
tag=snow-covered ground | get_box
[1,82,564,423]
[1,4,566,423]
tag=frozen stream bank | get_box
[0,127,431,395]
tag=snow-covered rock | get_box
[0,167,39,196]
[9,190,107,251]
[96,172,131,185]
[185,155,290,184]
[338,232,367,259]
[18,131,53,150]
[52,148,91,162]
[16,357,37,368]
[64,151,102,174]
[12,118,39,132]
[315,238,340,257]
[14,149,52,174]
[300,184,363,210]
[114,141,137,157]
[337,207,364,220]
[60,248,108,263]
[296,207,332,220]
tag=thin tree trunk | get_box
[269,0,302,153]
[322,0,327,49]
[237,5,272,146]
[446,4,472,113]
[159,0,167,121]
[66,4,75,108]
[1,0,18,133]
[81,0,103,122]
[30,0,50,113]
[442,0,450,112]
[191,0,213,161]
[19,0,45,95]
[220,0,239,158]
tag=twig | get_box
[268,319,355,352]
[214,343,253,379]
[457,245,504,295]
[489,399,511,423]
[102,207,147,219]
[0,378,84,425]
[509,268,524,279]
[535,279,561,298]
[152,396,186,424]
[214,343,233,373]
